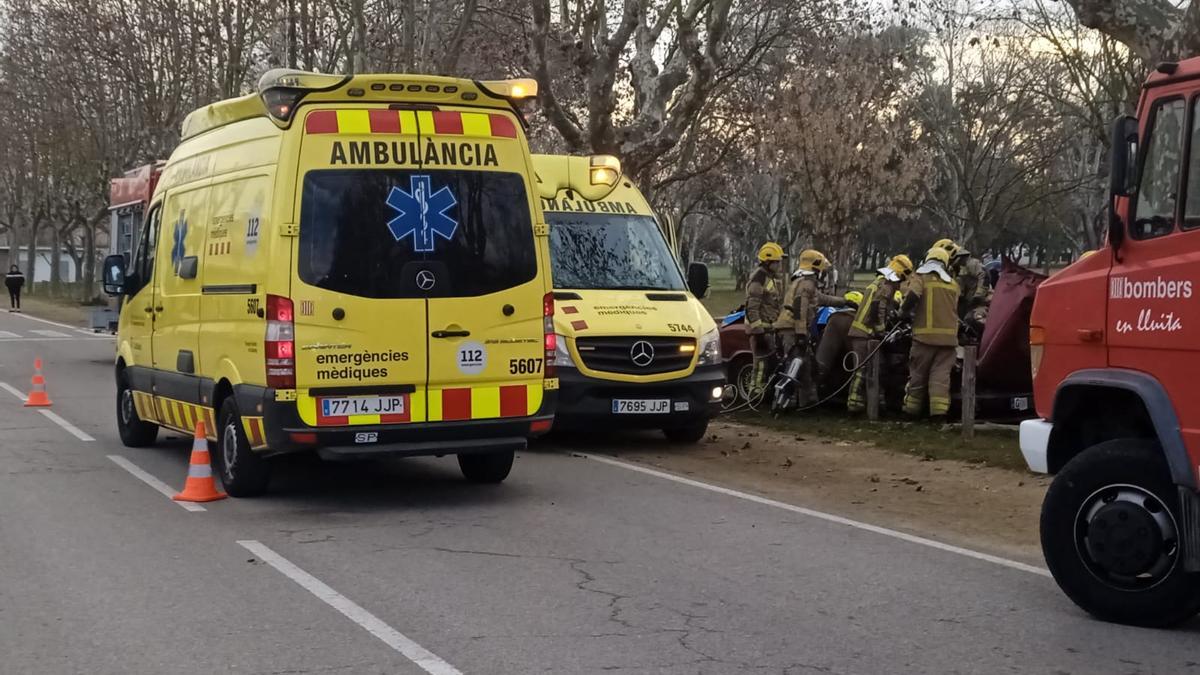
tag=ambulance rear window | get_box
[298,170,536,298]
[548,212,685,291]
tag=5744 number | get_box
[509,358,543,375]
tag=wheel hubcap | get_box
[120,389,134,425]
[223,423,239,476]
[1076,484,1178,590]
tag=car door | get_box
[152,186,208,420]
[118,203,161,417]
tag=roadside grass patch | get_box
[732,409,1027,472]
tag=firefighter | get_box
[952,247,988,318]
[933,238,988,318]
[775,249,847,408]
[900,246,961,419]
[745,242,786,397]
[846,254,914,413]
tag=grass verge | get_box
[731,409,1027,473]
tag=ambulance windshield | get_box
[548,212,685,291]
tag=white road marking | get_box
[38,409,95,441]
[0,381,26,401]
[30,329,70,338]
[107,455,206,513]
[0,336,112,342]
[5,310,95,335]
[0,330,18,338]
[579,453,1052,578]
[238,540,462,675]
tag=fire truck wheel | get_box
[116,369,157,448]
[214,398,271,497]
[458,449,514,483]
[1041,438,1200,627]
[663,420,709,444]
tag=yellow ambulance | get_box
[102,70,557,496]
[534,154,723,443]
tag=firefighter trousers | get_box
[904,342,955,417]
[749,331,776,396]
[846,337,873,413]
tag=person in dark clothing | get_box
[5,265,24,311]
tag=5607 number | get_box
[509,358,543,375]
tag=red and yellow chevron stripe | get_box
[304,109,517,138]
[298,383,544,427]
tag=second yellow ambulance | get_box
[534,154,724,443]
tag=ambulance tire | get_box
[458,450,514,484]
[663,421,709,444]
[214,398,271,497]
[117,370,157,448]
[1041,439,1200,627]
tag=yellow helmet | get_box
[924,246,951,266]
[932,238,959,255]
[844,291,863,305]
[886,254,914,279]
[757,242,785,263]
[797,249,831,273]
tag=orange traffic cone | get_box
[172,420,227,503]
[24,357,52,407]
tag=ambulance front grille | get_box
[574,336,696,375]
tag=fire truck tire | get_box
[663,420,709,444]
[214,398,271,497]
[1041,438,1200,627]
[117,369,158,448]
[458,450,514,483]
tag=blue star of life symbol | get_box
[171,211,187,274]
[385,175,458,253]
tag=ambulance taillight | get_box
[265,295,296,389]
[543,292,556,378]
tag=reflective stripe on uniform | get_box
[915,278,960,338]
[851,279,883,335]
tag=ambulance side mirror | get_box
[1109,114,1139,250]
[102,255,126,296]
[687,262,710,299]
[177,256,199,280]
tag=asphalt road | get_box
[0,308,1196,675]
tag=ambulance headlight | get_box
[553,335,574,367]
[697,328,721,366]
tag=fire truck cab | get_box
[1022,57,1200,627]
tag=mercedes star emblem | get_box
[630,340,655,367]
[416,270,436,291]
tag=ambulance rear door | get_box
[290,107,431,427]
[420,109,547,424]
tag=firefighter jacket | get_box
[775,274,846,337]
[902,263,961,347]
[848,275,900,339]
[745,264,783,329]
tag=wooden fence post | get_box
[866,339,881,421]
[962,345,977,440]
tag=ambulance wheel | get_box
[458,450,514,483]
[116,369,157,448]
[214,398,270,497]
[663,421,709,444]
[1041,439,1200,627]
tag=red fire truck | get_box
[1022,58,1200,627]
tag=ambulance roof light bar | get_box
[589,155,621,187]
[477,78,539,101]
[257,69,352,122]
